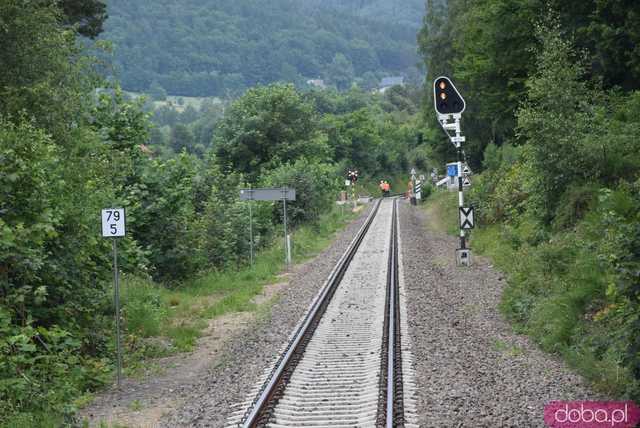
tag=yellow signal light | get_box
[439,81,446,90]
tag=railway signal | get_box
[434,76,471,266]
[433,76,466,115]
[346,169,358,209]
[347,169,359,183]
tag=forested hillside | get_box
[102,0,424,96]
[418,0,640,400]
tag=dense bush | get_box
[462,19,640,400]
[261,159,340,226]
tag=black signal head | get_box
[433,76,466,115]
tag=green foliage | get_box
[126,153,208,281]
[472,183,640,399]
[148,82,167,101]
[325,54,355,91]
[0,307,110,424]
[422,4,640,400]
[418,0,640,170]
[0,1,100,141]
[58,0,108,39]
[101,0,423,96]
[215,84,328,181]
[261,159,340,226]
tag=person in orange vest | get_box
[383,180,390,196]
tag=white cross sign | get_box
[102,208,126,237]
[459,207,474,229]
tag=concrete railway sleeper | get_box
[227,198,418,427]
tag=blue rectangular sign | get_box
[447,164,458,177]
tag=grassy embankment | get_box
[423,190,639,400]
[105,205,359,379]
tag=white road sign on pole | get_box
[463,177,471,187]
[101,208,126,237]
[101,207,126,389]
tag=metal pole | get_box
[455,117,466,250]
[112,239,123,388]
[283,189,289,267]
[249,200,254,266]
[352,182,356,210]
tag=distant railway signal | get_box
[347,169,359,183]
[433,76,471,266]
[433,76,466,115]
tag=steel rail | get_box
[241,198,383,427]
[386,199,398,427]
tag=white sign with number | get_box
[102,208,126,237]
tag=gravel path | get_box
[160,204,373,427]
[398,199,598,427]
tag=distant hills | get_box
[102,0,425,96]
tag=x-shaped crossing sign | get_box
[459,207,475,229]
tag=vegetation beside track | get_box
[117,205,359,371]
[418,0,640,403]
[424,187,640,401]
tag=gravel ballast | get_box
[398,199,598,427]
[160,204,373,427]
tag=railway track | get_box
[227,198,418,427]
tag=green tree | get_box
[325,53,355,91]
[58,0,108,38]
[516,19,594,220]
[149,81,167,101]
[214,84,329,181]
[171,123,195,153]
[323,108,382,173]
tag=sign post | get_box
[249,198,254,266]
[410,168,417,205]
[282,188,291,267]
[240,187,296,267]
[415,180,422,201]
[434,76,472,266]
[346,169,358,210]
[101,208,126,388]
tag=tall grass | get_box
[118,205,358,360]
